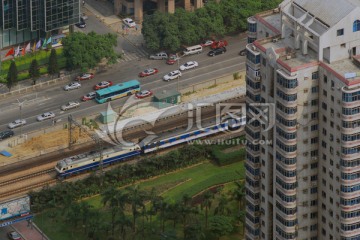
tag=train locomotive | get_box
[55,115,246,178]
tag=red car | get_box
[76,73,94,81]
[135,90,153,99]
[82,92,96,101]
[211,40,228,49]
[139,68,159,77]
[94,81,113,90]
[166,54,179,65]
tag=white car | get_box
[163,70,182,81]
[37,112,55,121]
[61,101,80,111]
[180,61,199,71]
[64,82,81,91]
[8,119,27,129]
[123,18,136,28]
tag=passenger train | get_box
[55,115,246,178]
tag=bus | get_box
[95,80,141,103]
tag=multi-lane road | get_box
[0,11,247,136]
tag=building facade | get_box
[245,0,360,239]
[0,0,80,48]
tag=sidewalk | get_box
[12,220,49,240]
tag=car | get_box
[123,18,136,28]
[0,130,14,141]
[149,52,168,60]
[139,68,159,77]
[82,92,96,101]
[7,231,21,240]
[64,82,81,91]
[208,47,227,57]
[37,112,55,122]
[61,101,80,111]
[179,61,199,71]
[163,70,182,81]
[239,49,247,56]
[211,40,228,49]
[166,54,180,65]
[94,81,113,90]
[75,21,86,28]
[76,73,94,81]
[8,119,27,129]
[135,90,153,99]
[200,40,214,47]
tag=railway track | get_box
[0,97,245,200]
[0,169,55,187]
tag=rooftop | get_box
[255,9,281,35]
[326,57,360,85]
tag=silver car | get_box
[149,52,168,60]
[37,112,55,121]
[64,82,81,91]
[179,61,199,71]
[163,70,182,81]
[61,101,80,111]
[8,119,27,129]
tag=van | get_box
[183,45,203,56]
[149,52,168,60]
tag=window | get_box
[323,90,327,97]
[353,20,360,32]
[312,86,319,93]
[337,29,344,36]
[311,99,318,106]
[311,112,318,119]
[311,124,318,131]
[341,43,346,48]
[324,75,328,83]
[312,71,319,79]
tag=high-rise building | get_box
[0,0,81,48]
[245,0,360,239]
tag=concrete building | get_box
[0,0,81,48]
[114,0,206,22]
[245,0,360,239]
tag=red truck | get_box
[211,40,228,49]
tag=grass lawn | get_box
[86,161,245,208]
[0,48,66,82]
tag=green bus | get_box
[95,80,141,103]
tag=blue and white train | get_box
[55,116,246,177]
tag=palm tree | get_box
[214,194,231,216]
[200,191,214,229]
[125,185,148,233]
[101,186,127,237]
[231,181,245,211]
[116,213,132,240]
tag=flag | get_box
[25,42,31,52]
[42,38,47,48]
[46,37,52,45]
[14,45,20,57]
[36,39,41,49]
[21,46,25,56]
[5,47,14,57]
[32,42,36,52]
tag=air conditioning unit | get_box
[331,87,335,90]
[255,77,261,81]
[336,138,340,143]
[312,157,318,160]
[286,55,292,60]
[252,46,257,51]
[303,152,309,156]
[273,38,279,43]
[337,99,341,104]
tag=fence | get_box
[179,71,245,94]
[0,72,81,100]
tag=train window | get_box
[212,126,218,130]
[93,159,95,161]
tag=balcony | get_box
[276,69,298,94]
[246,44,261,70]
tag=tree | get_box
[208,215,234,240]
[62,32,117,71]
[200,191,213,229]
[101,186,127,237]
[48,49,59,76]
[28,59,40,85]
[230,181,245,211]
[6,61,18,91]
[124,185,148,233]
[214,194,231,216]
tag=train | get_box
[55,115,246,178]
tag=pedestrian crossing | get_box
[117,48,149,63]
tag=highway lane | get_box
[0,52,245,133]
[0,38,247,135]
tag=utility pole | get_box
[177,53,180,91]
[13,99,27,136]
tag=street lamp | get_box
[177,54,180,91]
[14,99,26,136]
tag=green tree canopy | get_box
[47,49,59,76]
[62,32,117,71]
[208,215,234,240]
[6,61,18,91]
[29,59,40,85]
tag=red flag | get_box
[21,47,25,56]
[5,47,14,57]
